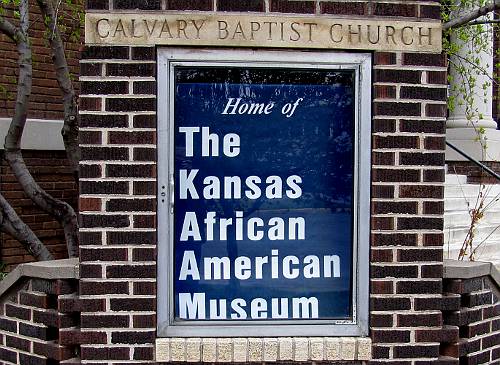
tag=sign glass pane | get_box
[173,67,356,321]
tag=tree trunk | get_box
[2,0,79,258]
[0,194,54,261]
[36,0,80,183]
[443,0,500,30]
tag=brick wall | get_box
[0,276,79,364]
[0,1,80,120]
[0,0,81,271]
[447,161,500,184]
[0,151,78,271]
[81,0,447,363]
[441,270,500,364]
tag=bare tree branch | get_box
[36,0,80,182]
[0,15,17,41]
[443,0,500,30]
[0,194,54,261]
[3,0,79,258]
[467,19,500,26]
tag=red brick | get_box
[134,346,155,360]
[420,5,441,19]
[33,341,74,361]
[372,264,419,279]
[371,297,412,311]
[398,312,442,327]
[372,185,395,199]
[80,247,128,261]
[374,3,417,17]
[79,281,129,295]
[166,0,212,10]
[6,335,30,351]
[372,329,411,343]
[394,344,440,359]
[371,313,393,327]
[373,119,396,133]
[81,314,130,328]
[374,52,397,66]
[426,103,447,118]
[397,249,443,262]
[108,131,156,145]
[371,280,394,294]
[403,53,446,67]
[375,69,421,84]
[396,280,442,294]
[399,185,443,199]
[371,248,394,263]
[114,0,160,9]
[133,282,156,296]
[79,198,101,212]
[271,0,315,13]
[80,97,102,111]
[59,296,106,313]
[60,329,107,345]
[428,71,447,85]
[82,47,128,60]
[372,169,421,183]
[106,265,156,279]
[321,1,365,15]
[110,298,156,311]
[374,102,421,117]
[372,216,394,230]
[373,135,419,149]
[5,303,31,320]
[80,346,131,360]
[19,291,49,309]
[373,233,418,247]
[373,201,418,215]
[111,330,155,344]
[218,0,264,12]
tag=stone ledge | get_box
[0,258,79,298]
[444,259,500,288]
[0,118,64,150]
[155,337,371,362]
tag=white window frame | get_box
[157,48,371,337]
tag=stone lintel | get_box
[85,12,442,53]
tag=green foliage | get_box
[0,0,84,103]
[442,0,500,261]
[0,262,7,280]
[442,0,496,127]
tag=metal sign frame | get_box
[157,48,371,337]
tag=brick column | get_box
[371,47,448,363]
[79,34,158,361]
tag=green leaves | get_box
[443,1,500,261]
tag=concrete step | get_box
[444,240,500,263]
[444,224,500,245]
[444,196,500,212]
[444,184,500,199]
[444,174,500,265]
[445,211,500,227]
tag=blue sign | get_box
[173,67,355,321]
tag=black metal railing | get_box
[446,141,500,181]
